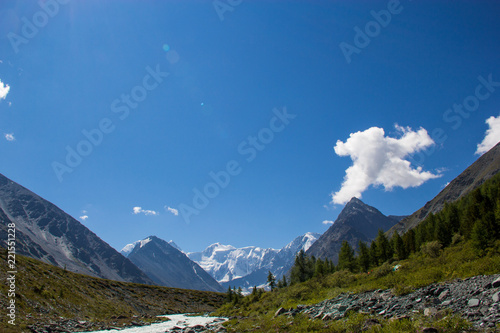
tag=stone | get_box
[493,292,499,303]
[492,276,500,288]
[438,290,449,301]
[424,307,437,317]
[274,307,287,317]
[468,299,481,307]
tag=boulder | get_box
[468,299,480,308]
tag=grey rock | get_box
[492,276,500,288]
[468,299,480,307]
[493,292,499,303]
[424,307,437,317]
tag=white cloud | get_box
[0,79,10,100]
[4,133,15,141]
[322,220,334,225]
[476,115,500,155]
[133,206,159,216]
[332,125,441,205]
[165,206,179,216]
[80,215,89,221]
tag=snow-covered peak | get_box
[120,237,153,257]
[280,232,320,254]
[121,240,140,257]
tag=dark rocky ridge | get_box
[307,197,397,263]
[388,142,500,236]
[0,173,152,284]
[276,274,500,329]
[128,236,224,292]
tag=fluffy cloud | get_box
[332,125,440,205]
[133,206,159,216]
[322,220,334,225]
[4,133,15,141]
[476,115,500,155]
[0,79,10,100]
[165,206,179,216]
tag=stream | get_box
[87,314,227,333]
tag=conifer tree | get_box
[338,240,356,272]
[267,271,276,291]
[357,240,370,272]
[391,232,406,260]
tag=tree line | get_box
[288,173,500,282]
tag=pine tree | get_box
[338,240,356,272]
[314,258,325,277]
[281,275,288,288]
[267,271,276,291]
[290,250,307,284]
[226,286,233,303]
[391,232,406,260]
[403,229,416,255]
[357,240,370,272]
[369,240,379,267]
[375,229,392,263]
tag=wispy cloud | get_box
[79,210,89,221]
[322,220,334,225]
[476,115,500,155]
[332,125,440,205]
[0,79,10,100]
[4,133,15,141]
[133,206,159,216]
[165,206,179,216]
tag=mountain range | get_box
[188,232,320,291]
[121,236,224,292]
[2,142,498,295]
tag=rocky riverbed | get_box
[275,274,500,330]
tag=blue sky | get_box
[1,0,499,253]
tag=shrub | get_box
[421,241,442,258]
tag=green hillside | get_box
[0,250,225,332]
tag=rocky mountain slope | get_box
[388,142,500,236]
[307,198,397,263]
[277,274,500,329]
[0,173,152,284]
[124,236,224,292]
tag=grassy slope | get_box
[0,249,225,331]
[215,240,500,332]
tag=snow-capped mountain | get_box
[188,232,320,291]
[122,236,224,292]
[121,239,182,256]
[188,243,278,283]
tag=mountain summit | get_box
[307,197,397,263]
[124,236,224,292]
